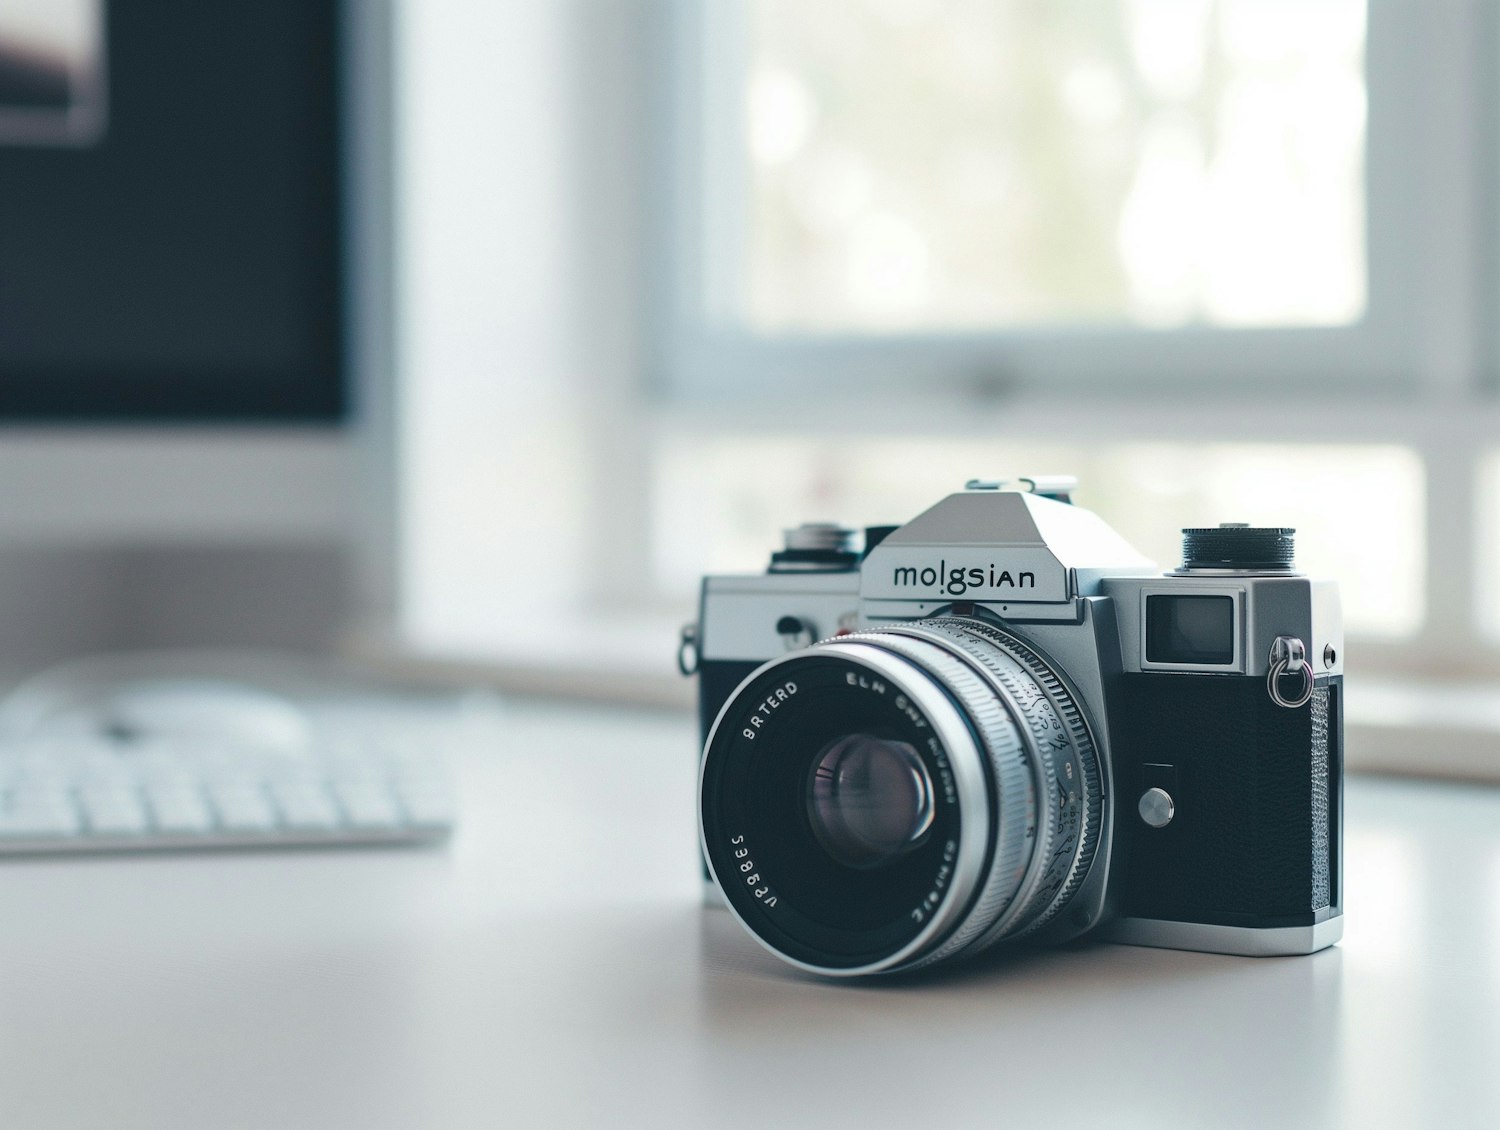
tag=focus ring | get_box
[882,621,1070,953]
[939,619,1102,938]
[824,633,1036,969]
[878,618,1102,947]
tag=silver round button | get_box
[1138,787,1175,829]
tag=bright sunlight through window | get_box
[741,0,1366,332]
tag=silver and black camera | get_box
[685,476,1343,977]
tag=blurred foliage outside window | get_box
[741,0,1366,332]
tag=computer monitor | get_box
[0,0,394,673]
[0,0,347,420]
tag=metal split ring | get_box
[1266,655,1315,709]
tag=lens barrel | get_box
[698,618,1102,976]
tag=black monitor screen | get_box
[0,0,344,420]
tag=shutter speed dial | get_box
[1179,524,1297,573]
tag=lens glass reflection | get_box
[806,734,935,869]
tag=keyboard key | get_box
[141,770,198,794]
[77,766,134,789]
[333,782,400,829]
[0,805,80,837]
[207,785,276,832]
[0,726,452,850]
[79,788,149,835]
[9,784,71,809]
[83,802,150,835]
[397,786,454,829]
[13,768,68,790]
[269,784,340,830]
[146,787,213,834]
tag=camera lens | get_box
[699,618,1102,976]
[807,734,935,869]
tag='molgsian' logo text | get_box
[893,560,1036,596]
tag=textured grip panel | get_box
[1310,688,1330,911]
[1116,674,1333,925]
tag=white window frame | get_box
[654,2,1495,399]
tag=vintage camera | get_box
[684,477,1343,977]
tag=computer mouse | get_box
[95,679,312,751]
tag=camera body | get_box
[689,478,1343,973]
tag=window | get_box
[625,0,1497,684]
[659,1,1478,398]
[393,0,1500,708]
[738,0,1366,333]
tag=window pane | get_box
[737,0,1366,332]
[651,438,1420,638]
[1480,453,1500,641]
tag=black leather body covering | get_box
[1112,673,1342,928]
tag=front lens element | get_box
[807,734,935,869]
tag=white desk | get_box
[0,698,1496,1129]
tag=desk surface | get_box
[0,698,1496,1129]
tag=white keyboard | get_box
[0,735,455,853]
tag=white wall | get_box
[394,0,652,659]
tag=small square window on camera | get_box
[1146,595,1236,665]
